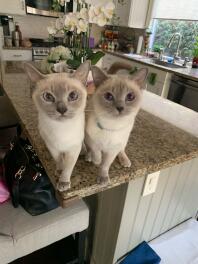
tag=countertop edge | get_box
[104,50,198,82]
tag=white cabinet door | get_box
[114,0,152,28]
[1,49,32,61]
[114,0,131,27]
[128,0,150,28]
[0,0,26,15]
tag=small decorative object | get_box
[41,45,72,73]
[47,0,115,69]
[144,29,152,55]
[153,44,164,59]
[192,36,198,68]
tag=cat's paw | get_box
[97,176,110,185]
[92,158,101,166]
[85,152,92,162]
[118,155,131,168]
[56,181,71,192]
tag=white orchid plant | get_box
[47,0,115,69]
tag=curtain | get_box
[152,0,198,20]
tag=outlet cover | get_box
[142,171,160,196]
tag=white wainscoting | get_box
[87,158,198,264]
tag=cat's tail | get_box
[107,62,132,74]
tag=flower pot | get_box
[192,57,198,68]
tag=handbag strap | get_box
[12,178,20,207]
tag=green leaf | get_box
[67,59,81,69]
[129,66,138,74]
[85,48,93,58]
[88,51,105,65]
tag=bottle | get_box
[108,41,112,51]
[12,23,22,47]
[114,39,119,51]
[136,35,143,54]
[0,21,4,49]
[111,40,115,52]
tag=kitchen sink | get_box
[152,59,187,69]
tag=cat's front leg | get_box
[118,150,131,168]
[46,143,62,174]
[98,150,118,185]
[57,144,81,192]
[85,142,101,165]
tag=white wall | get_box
[13,15,102,44]
[13,15,56,39]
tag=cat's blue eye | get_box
[104,92,114,101]
[126,92,135,101]
[68,91,78,101]
[43,92,55,102]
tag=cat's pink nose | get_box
[116,106,124,113]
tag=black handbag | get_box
[4,137,59,215]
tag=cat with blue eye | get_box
[25,61,90,192]
[85,64,148,184]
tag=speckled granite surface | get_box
[2,71,198,207]
[105,50,198,81]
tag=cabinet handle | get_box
[13,54,23,57]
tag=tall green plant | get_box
[193,36,198,58]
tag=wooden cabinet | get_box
[102,53,167,96]
[114,0,154,28]
[0,0,26,16]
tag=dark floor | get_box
[10,235,78,264]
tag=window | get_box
[150,19,198,59]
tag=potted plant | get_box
[192,36,198,68]
[46,0,115,71]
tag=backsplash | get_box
[117,26,145,52]
[9,14,144,49]
[13,15,56,39]
[13,15,103,46]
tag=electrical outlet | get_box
[142,171,160,196]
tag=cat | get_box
[85,63,148,184]
[24,61,90,192]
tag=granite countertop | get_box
[105,50,198,82]
[2,70,198,207]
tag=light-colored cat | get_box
[85,65,148,184]
[24,61,90,191]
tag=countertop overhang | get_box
[2,69,198,207]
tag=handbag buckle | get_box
[15,166,26,180]
[10,142,14,150]
[33,172,42,181]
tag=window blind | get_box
[153,0,198,20]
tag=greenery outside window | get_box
[150,19,198,59]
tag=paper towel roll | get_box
[136,35,143,54]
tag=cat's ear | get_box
[73,60,91,86]
[91,66,108,88]
[24,63,45,83]
[130,68,148,89]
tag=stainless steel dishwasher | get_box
[167,75,198,112]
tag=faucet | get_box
[166,33,182,62]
